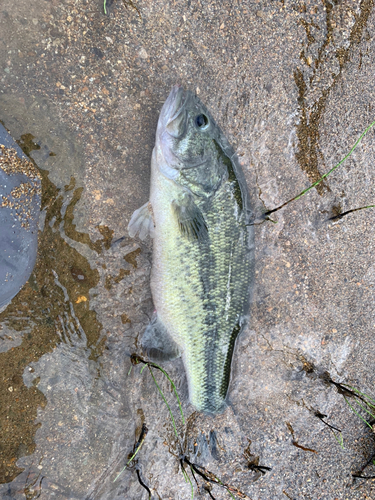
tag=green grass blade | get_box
[181,465,194,499]
[226,489,237,500]
[103,0,107,14]
[138,360,185,426]
[148,366,179,440]
[352,399,375,422]
[113,437,145,482]
[343,385,375,407]
[150,362,185,426]
[265,119,375,216]
[140,363,148,374]
[333,431,344,449]
[212,475,236,500]
[294,119,375,201]
[344,397,374,429]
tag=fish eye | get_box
[195,114,209,129]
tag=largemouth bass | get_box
[128,86,254,413]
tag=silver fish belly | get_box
[128,86,254,413]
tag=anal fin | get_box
[141,314,181,362]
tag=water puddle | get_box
[0,95,105,494]
[0,94,166,500]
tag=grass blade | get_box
[148,366,180,440]
[295,119,375,201]
[333,431,344,449]
[181,461,194,499]
[114,424,148,482]
[149,363,185,426]
[137,357,185,426]
[344,397,375,430]
[265,119,375,216]
[343,385,375,407]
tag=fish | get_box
[0,123,41,312]
[128,86,254,413]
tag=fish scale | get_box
[151,175,251,413]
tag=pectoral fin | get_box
[172,194,208,242]
[141,314,181,362]
[128,202,155,240]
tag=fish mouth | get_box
[159,86,189,139]
[167,86,187,122]
[162,85,186,121]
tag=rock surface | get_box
[0,0,374,499]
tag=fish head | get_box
[156,86,227,197]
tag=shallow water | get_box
[1,1,375,499]
[0,94,156,498]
